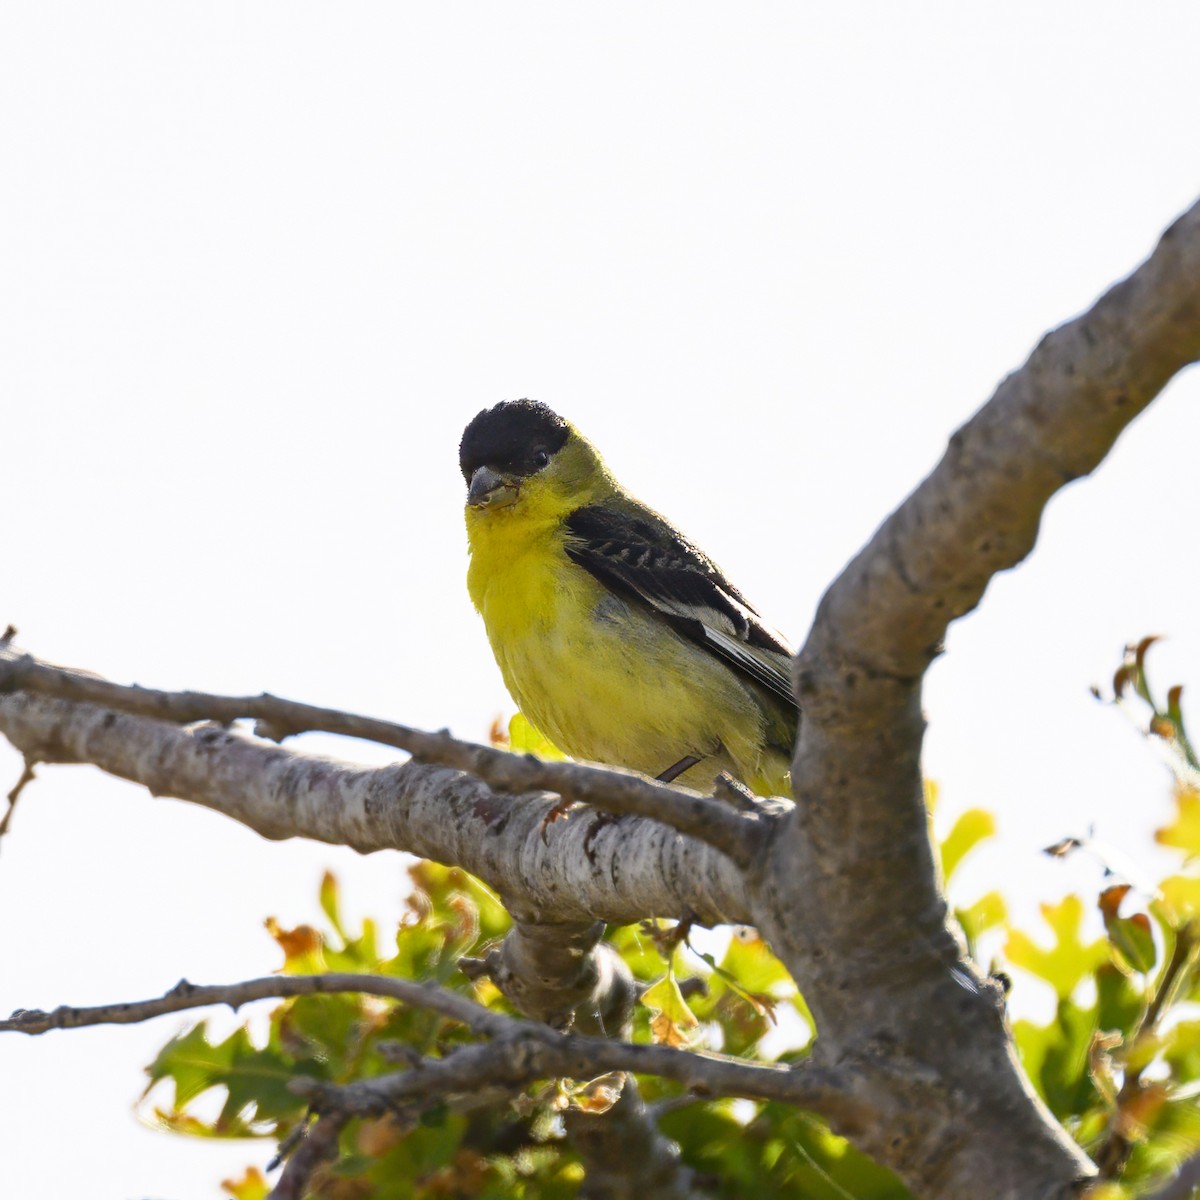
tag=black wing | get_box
[563,504,798,710]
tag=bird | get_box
[460,399,798,797]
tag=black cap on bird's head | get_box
[459,399,570,484]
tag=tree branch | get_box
[267,1114,346,1200]
[461,919,637,1035]
[0,692,752,927]
[295,1031,846,1117]
[0,972,511,1038]
[0,646,768,865]
[0,755,35,839]
[464,917,693,1199]
[0,972,850,1119]
[748,201,1200,1196]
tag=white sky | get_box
[3,4,1200,1195]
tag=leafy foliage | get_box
[1002,640,1200,1194]
[147,642,1200,1197]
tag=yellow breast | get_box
[465,500,788,794]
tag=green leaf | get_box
[923,779,939,816]
[1004,895,1109,999]
[1012,998,1101,1117]
[508,711,566,759]
[764,1107,913,1198]
[319,869,344,939]
[1099,885,1158,975]
[1109,916,1158,975]
[940,809,996,884]
[144,1022,227,1110]
[955,890,1008,952]
[325,917,381,973]
[642,974,700,1047]
[716,929,796,996]
[1084,1185,1133,1200]
[1163,1019,1200,1083]
[606,923,674,981]
[1159,874,1200,923]
[1157,786,1200,857]
[275,991,371,1070]
[143,1022,307,1135]
[684,930,799,1055]
[215,1029,302,1129]
[1095,963,1145,1037]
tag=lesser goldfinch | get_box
[460,400,798,796]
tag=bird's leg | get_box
[656,754,701,784]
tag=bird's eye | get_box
[532,449,550,469]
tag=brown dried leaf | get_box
[650,1010,694,1048]
[1044,836,1084,859]
[570,1072,627,1114]
[1099,884,1133,923]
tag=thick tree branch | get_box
[461,919,636,1035]
[0,647,767,864]
[464,918,692,1199]
[806,199,1200,699]
[0,692,751,927]
[749,201,1200,1197]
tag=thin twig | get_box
[295,1031,846,1116]
[1094,923,1200,1177]
[0,758,35,841]
[0,973,511,1038]
[267,1113,347,1200]
[266,1118,312,1172]
[0,971,849,1119]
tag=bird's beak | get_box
[467,466,519,509]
